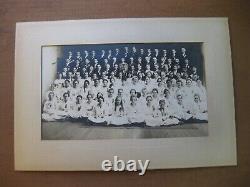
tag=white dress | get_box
[144,103,160,127]
[127,104,144,124]
[68,102,84,119]
[190,101,208,121]
[55,100,73,119]
[88,104,107,124]
[107,107,129,125]
[172,101,192,121]
[42,100,59,121]
[82,100,96,117]
[153,108,180,126]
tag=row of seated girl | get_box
[42,85,208,126]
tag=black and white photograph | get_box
[41,43,208,140]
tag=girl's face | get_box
[186,80,192,87]
[84,81,89,87]
[103,80,108,87]
[146,97,152,103]
[97,92,103,98]
[152,90,158,97]
[130,90,136,97]
[87,94,92,101]
[73,81,78,88]
[116,97,122,105]
[164,91,170,98]
[76,96,82,103]
[48,92,54,100]
[194,95,200,103]
[108,89,114,96]
[167,81,172,87]
[64,94,69,101]
[158,82,163,87]
[177,95,183,103]
[159,101,165,108]
[65,81,70,88]
[177,81,182,88]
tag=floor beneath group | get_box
[42,121,208,140]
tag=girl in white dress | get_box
[82,93,96,118]
[152,88,160,107]
[183,78,195,102]
[193,79,207,102]
[42,91,59,121]
[56,92,72,119]
[69,95,84,119]
[108,96,128,126]
[60,79,71,100]
[144,95,160,127]
[138,87,147,105]
[173,94,192,121]
[80,80,90,99]
[88,96,107,124]
[157,78,165,97]
[153,99,180,126]
[54,73,64,88]
[127,95,144,124]
[190,94,208,121]
[70,80,81,100]
[105,88,115,116]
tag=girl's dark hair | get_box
[63,92,69,97]
[98,96,105,103]
[114,96,124,112]
[83,80,90,91]
[76,95,83,99]
[97,92,103,99]
[130,89,136,94]
[163,88,170,95]
[152,88,158,93]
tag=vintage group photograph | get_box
[41,43,208,140]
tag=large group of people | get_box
[42,45,208,127]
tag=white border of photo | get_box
[15,18,236,170]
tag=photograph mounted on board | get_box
[15,18,236,171]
